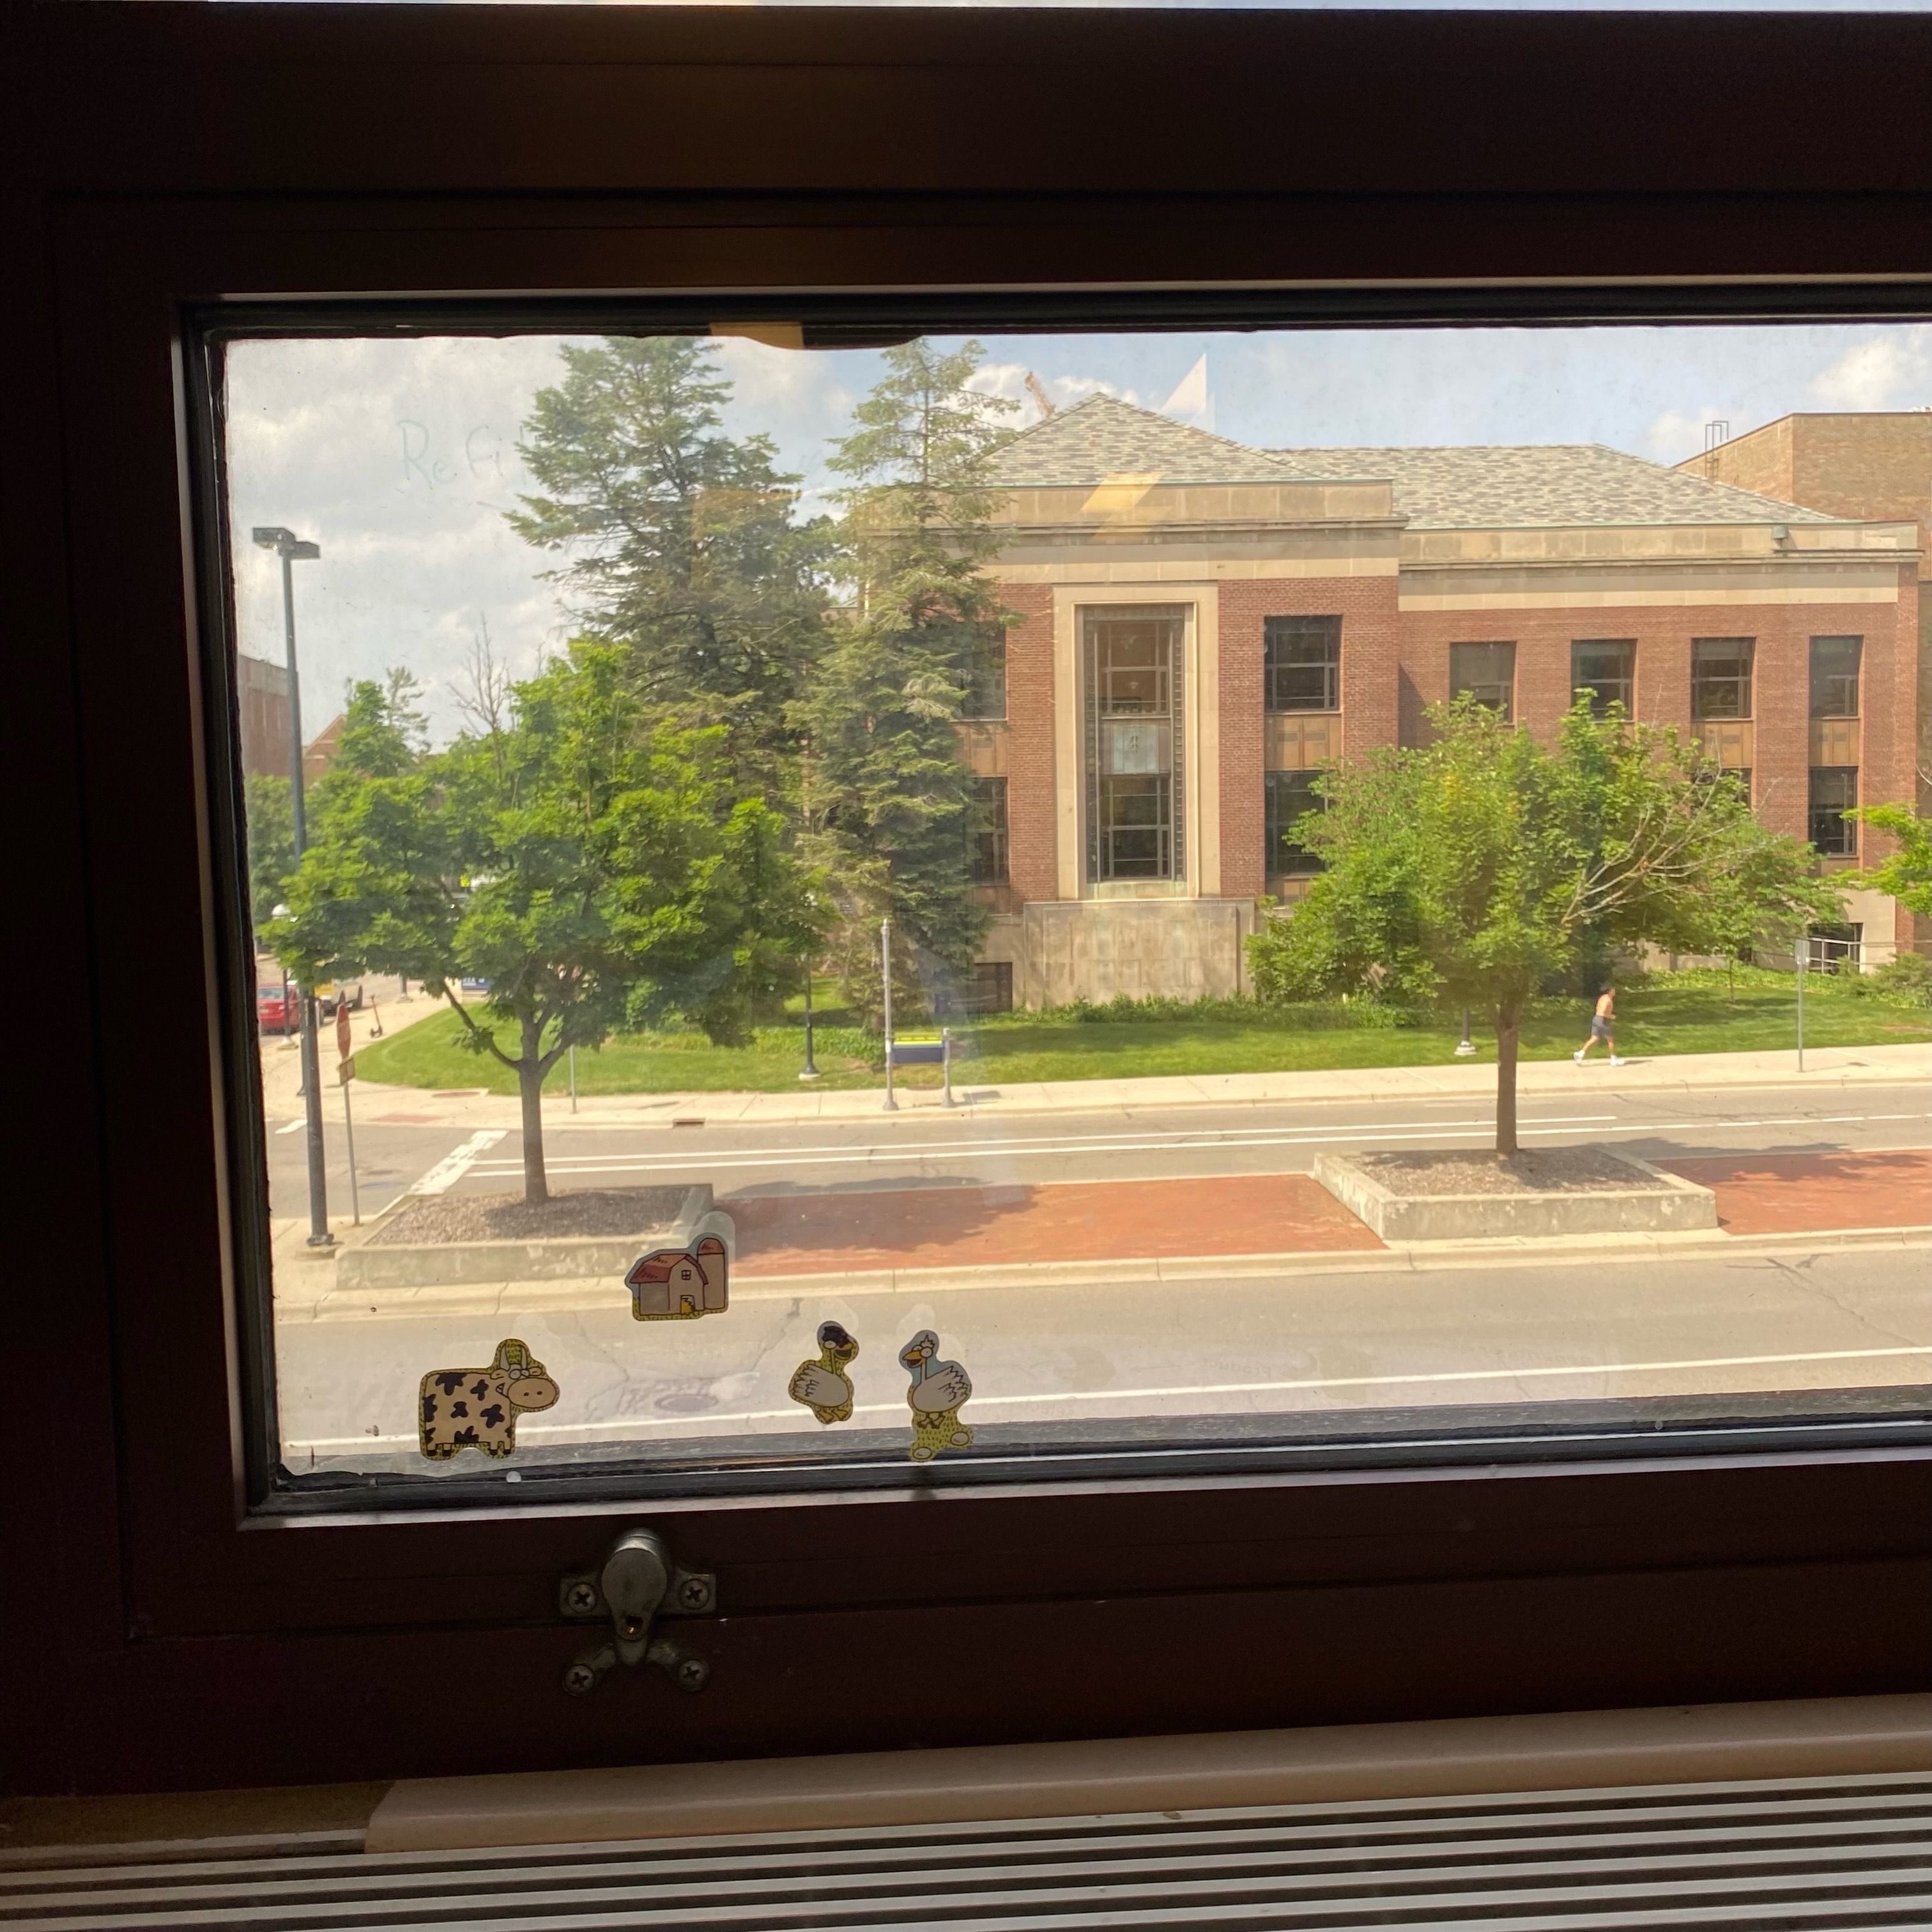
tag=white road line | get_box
[539,1114,1620,1163]
[300,1342,1932,1452]
[408,1129,507,1195]
[470,1112,1929,1179]
[274,1119,305,1136]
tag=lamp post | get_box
[254,525,332,1248]
[1455,1007,1476,1056]
[799,961,822,1082]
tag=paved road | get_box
[268,1079,1929,1219]
[273,1240,1931,1471]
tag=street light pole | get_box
[254,526,332,1248]
[799,958,822,1082]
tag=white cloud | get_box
[1809,327,1931,410]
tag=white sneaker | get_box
[1609,1055,1625,1066]
[1572,1050,1584,1062]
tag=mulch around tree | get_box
[1353,1148,1661,1196]
[368,1186,694,1246]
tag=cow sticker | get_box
[900,1329,974,1462]
[788,1321,860,1424]
[625,1234,729,1321]
[418,1338,558,1461]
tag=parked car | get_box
[256,980,300,1032]
[315,978,365,1017]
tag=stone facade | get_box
[967,397,1924,1002]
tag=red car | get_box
[256,981,301,1032]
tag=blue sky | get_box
[222,319,1929,741]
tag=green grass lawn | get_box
[357,967,1928,1098]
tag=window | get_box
[1692,638,1755,719]
[945,961,1014,1015]
[1806,923,1864,972]
[965,625,1008,719]
[1809,767,1859,855]
[1810,636,1862,718]
[1265,769,1326,877]
[1450,641,1515,719]
[970,775,1009,882]
[32,10,1932,1799]
[1085,611,1181,882]
[1571,639,1635,717]
[1264,616,1341,712]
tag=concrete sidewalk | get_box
[342,1039,1931,1133]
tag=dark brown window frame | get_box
[10,1,1932,1798]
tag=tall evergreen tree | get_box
[509,336,828,781]
[799,339,1018,1013]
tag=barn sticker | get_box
[625,1234,730,1321]
[418,1338,559,1461]
[787,1321,861,1424]
[900,1329,974,1462]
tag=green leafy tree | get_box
[799,339,1018,1016]
[1848,799,1932,917]
[243,772,295,933]
[1248,698,1836,1154]
[270,644,820,1202]
[509,337,829,781]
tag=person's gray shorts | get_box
[1590,1016,1613,1038]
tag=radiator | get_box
[4,1771,1930,1929]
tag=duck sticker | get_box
[787,1321,861,1424]
[625,1234,729,1321]
[418,1338,558,1460]
[900,1329,974,1462]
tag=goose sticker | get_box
[418,1339,558,1460]
[788,1321,860,1424]
[901,1329,974,1462]
[625,1234,728,1321]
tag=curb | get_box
[284,1223,1931,1320]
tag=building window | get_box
[1265,769,1326,877]
[1806,923,1864,973]
[1809,635,1862,718]
[1450,641,1515,719]
[1264,616,1341,712]
[1085,610,1183,883]
[1809,767,1859,855]
[970,775,1009,882]
[1571,639,1636,717]
[1692,637,1754,719]
[964,625,1007,719]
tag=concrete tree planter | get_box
[1314,1149,1717,1242]
[334,1183,732,1291]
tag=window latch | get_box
[558,1528,716,1697]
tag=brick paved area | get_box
[731,1173,1384,1276]
[1660,1149,1932,1237]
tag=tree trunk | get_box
[518,1015,549,1206]
[1495,1002,1521,1157]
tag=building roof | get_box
[988,392,1835,527]
[1269,443,1833,528]
[992,394,1301,486]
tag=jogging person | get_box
[1573,985,1623,1066]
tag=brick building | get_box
[958,396,1922,1007]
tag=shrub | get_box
[1851,950,1932,1004]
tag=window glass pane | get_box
[1692,637,1754,719]
[1809,766,1860,854]
[1265,616,1341,712]
[1572,640,1636,717]
[1810,635,1862,717]
[1266,770,1326,877]
[1450,641,1515,719]
[213,316,1931,1505]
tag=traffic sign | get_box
[337,1055,356,1085]
[335,999,352,1062]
